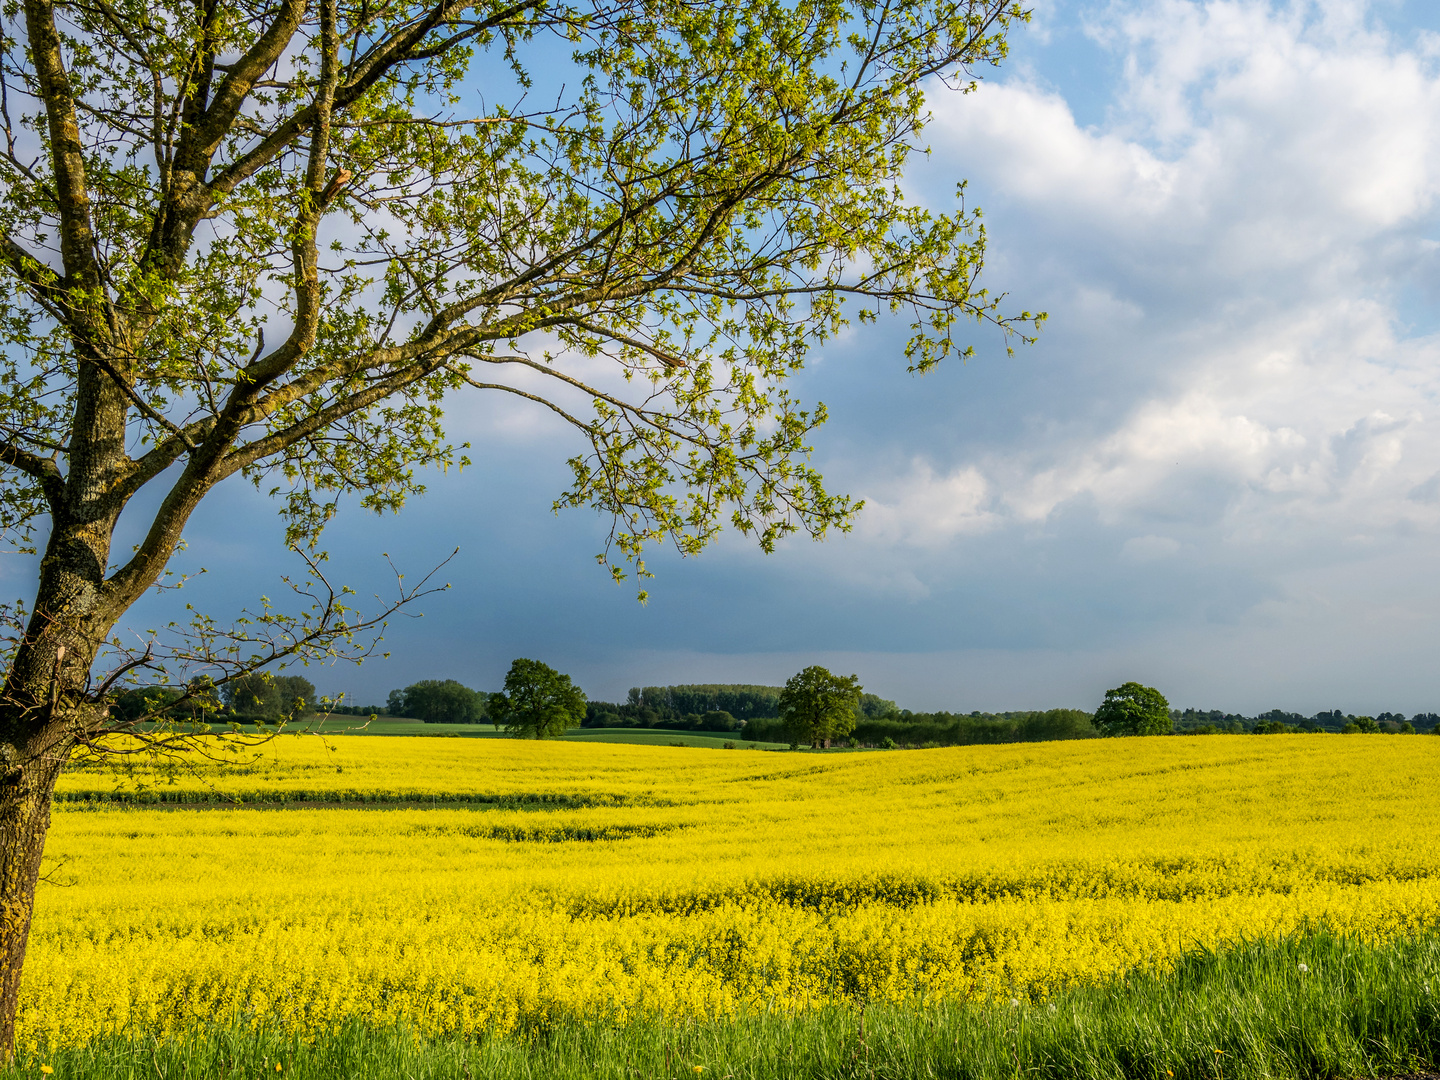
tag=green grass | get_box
[191,718,502,737]
[12,929,1438,1079]
[294,718,504,736]
[257,720,793,749]
[558,727,790,750]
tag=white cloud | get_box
[857,461,999,547]
[883,0,1440,556]
[929,80,1180,221]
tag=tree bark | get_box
[0,507,123,1057]
[0,728,69,1057]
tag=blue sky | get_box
[69,0,1440,713]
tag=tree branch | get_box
[178,0,307,172]
[217,355,455,479]
[559,318,686,369]
[21,0,106,303]
[100,347,450,609]
[446,371,595,433]
[85,351,198,451]
[0,441,63,495]
[0,233,69,323]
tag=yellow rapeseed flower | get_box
[13,737,1439,1048]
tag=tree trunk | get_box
[0,512,121,1057]
[0,730,68,1058]
[0,515,169,1057]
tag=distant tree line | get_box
[373,662,586,739]
[1090,683,1440,737]
[108,673,489,726]
[365,682,1440,741]
[108,682,214,723]
[108,672,317,725]
[743,707,1099,747]
[1172,707,1438,734]
[312,679,492,722]
[584,682,899,734]
[619,684,787,720]
[223,673,317,721]
[108,665,1440,745]
[387,680,489,723]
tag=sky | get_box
[60,0,1440,714]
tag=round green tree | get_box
[488,660,587,740]
[1094,682,1172,737]
[778,666,863,748]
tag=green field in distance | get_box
[230,716,791,750]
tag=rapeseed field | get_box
[19,737,1440,1052]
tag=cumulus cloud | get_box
[863,0,1440,559]
[716,0,1440,710]
[857,461,999,546]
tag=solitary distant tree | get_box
[779,666,863,748]
[489,660,587,739]
[0,0,1039,1050]
[1094,683,1172,737]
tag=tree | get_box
[700,710,739,732]
[1094,683,1172,737]
[1252,719,1296,735]
[778,665,862,748]
[488,660,586,739]
[387,679,484,723]
[109,686,184,724]
[222,673,316,719]
[1342,716,1379,734]
[858,693,900,718]
[0,0,1038,1049]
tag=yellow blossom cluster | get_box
[20,736,1440,1049]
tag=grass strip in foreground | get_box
[11,929,1439,1080]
